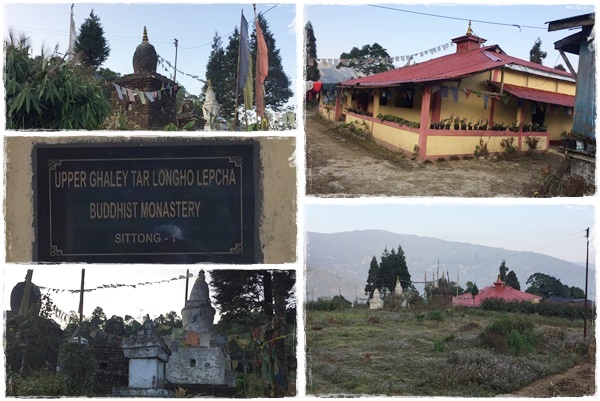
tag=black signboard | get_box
[34,142,258,263]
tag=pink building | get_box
[453,279,542,307]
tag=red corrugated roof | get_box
[453,280,542,307]
[488,82,575,107]
[340,45,573,88]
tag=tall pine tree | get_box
[222,28,242,121]
[365,256,379,298]
[304,21,320,82]
[529,37,547,65]
[74,10,110,70]
[377,245,411,295]
[499,260,509,281]
[204,31,227,108]
[251,14,293,111]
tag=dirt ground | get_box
[305,112,566,197]
[509,361,596,397]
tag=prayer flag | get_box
[238,13,251,93]
[68,4,76,61]
[255,12,269,118]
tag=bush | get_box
[480,315,535,353]
[433,339,446,353]
[307,296,352,311]
[481,298,594,320]
[427,310,445,322]
[57,342,97,396]
[507,329,536,356]
[7,370,67,396]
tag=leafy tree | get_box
[304,21,320,82]
[5,34,111,129]
[529,37,547,65]
[365,256,379,298]
[251,14,293,111]
[525,273,568,297]
[506,270,521,290]
[449,281,464,295]
[73,10,110,69]
[554,63,566,71]
[89,306,106,328]
[337,42,395,76]
[464,281,475,293]
[499,260,509,281]
[96,67,121,82]
[569,286,585,299]
[210,269,295,397]
[58,342,97,395]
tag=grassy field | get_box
[306,307,594,396]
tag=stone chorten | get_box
[133,26,158,74]
[181,270,216,334]
[111,27,178,130]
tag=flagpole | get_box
[234,10,243,132]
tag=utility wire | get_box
[367,4,547,31]
[179,3,280,50]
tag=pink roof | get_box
[339,45,573,88]
[453,280,542,307]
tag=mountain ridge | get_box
[306,229,595,303]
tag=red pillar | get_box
[418,85,432,159]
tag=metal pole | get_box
[584,227,589,338]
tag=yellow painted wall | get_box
[503,69,576,95]
[345,114,373,132]
[545,107,573,140]
[373,122,419,151]
[427,135,518,156]
[439,74,492,124]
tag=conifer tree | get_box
[204,32,227,108]
[221,27,242,121]
[365,256,379,298]
[74,10,110,69]
[529,37,547,65]
[499,260,509,282]
[305,21,320,82]
[506,270,521,290]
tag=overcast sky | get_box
[304,201,596,265]
[3,2,298,103]
[304,2,594,71]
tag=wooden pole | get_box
[233,10,243,131]
[78,269,85,344]
[173,38,179,83]
[584,228,589,338]
[185,269,190,305]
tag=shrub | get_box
[480,315,535,353]
[427,310,445,322]
[433,339,446,353]
[57,342,97,396]
[7,370,67,396]
[507,329,536,356]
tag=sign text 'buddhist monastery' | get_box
[35,143,257,263]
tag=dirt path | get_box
[305,112,565,197]
[509,361,595,397]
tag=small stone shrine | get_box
[118,316,172,397]
[431,273,453,308]
[111,27,178,130]
[166,271,234,386]
[369,288,384,310]
[202,81,221,131]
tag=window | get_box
[190,359,196,367]
[393,88,414,108]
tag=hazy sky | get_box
[304,201,596,264]
[3,2,298,102]
[305,2,594,71]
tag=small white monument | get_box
[369,288,384,310]
[202,81,221,131]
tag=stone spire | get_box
[133,26,158,73]
[181,271,216,334]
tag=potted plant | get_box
[574,131,586,151]
[522,122,532,133]
[509,121,521,132]
[460,117,468,130]
[453,115,460,130]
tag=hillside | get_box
[306,230,595,302]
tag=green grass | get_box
[306,308,591,396]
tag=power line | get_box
[367,4,546,31]
[179,4,280,50]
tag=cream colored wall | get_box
[426,134,547,156]
[439,74,491,123]
[373,123,419,151]
[4,136,297,264]
[345,114,373,131]
[504,70,576,95]
[545,109,573,140]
